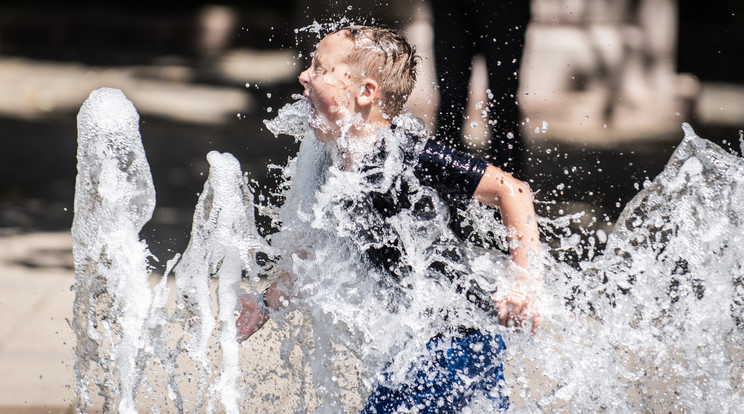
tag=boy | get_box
[237,26,541,412]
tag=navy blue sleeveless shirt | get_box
[356,127,495,313]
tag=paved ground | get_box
[0,232,76,413]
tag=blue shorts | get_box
[361,329,508,413]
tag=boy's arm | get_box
[472,165,539,269]
[472,165,541,333]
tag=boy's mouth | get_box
[301,93,316,115]
[301,94,322,130]
[302,90,318,113]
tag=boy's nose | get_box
[299,68,310,87]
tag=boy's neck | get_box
[331,119,392,170]
[354,119,391,140]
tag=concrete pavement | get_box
[0,231,76,413]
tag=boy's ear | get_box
[356,78,379,107]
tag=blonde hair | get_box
[334,25,419,117]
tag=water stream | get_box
[72,88,743,413]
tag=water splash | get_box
[514,122,744,412]
[73,87,744,413]
[260,99,744,412]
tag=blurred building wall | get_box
[521,0,697,143]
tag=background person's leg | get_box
[478,0,531,177]
[432,0,477,151]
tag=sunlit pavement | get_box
[0,232,76,413]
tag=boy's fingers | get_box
[236,295,263,342]
[495,292,539,333]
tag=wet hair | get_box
[333,25,420,117]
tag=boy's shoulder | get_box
[392,115,429,140]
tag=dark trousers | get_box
[361,329,508,413]
[432,0,530,177]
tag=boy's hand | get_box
[493,284,541,335]
[236,293,269,343]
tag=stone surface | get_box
[0,232,76,413]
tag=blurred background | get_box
[1,0,743,247]
[0,0,742,411]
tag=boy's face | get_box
[299,32,359,142]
